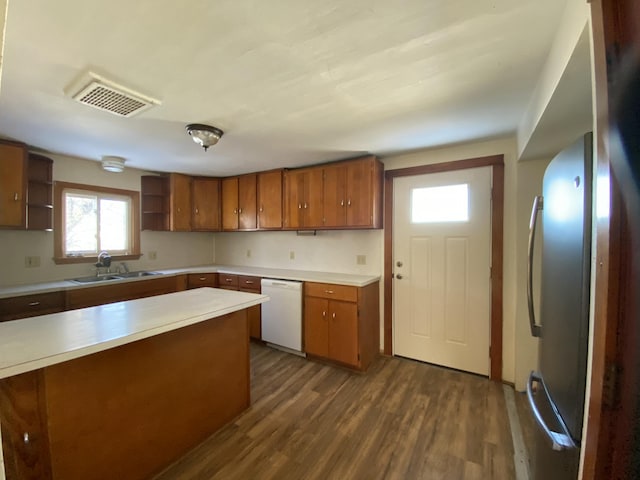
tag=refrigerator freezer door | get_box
[539,133,592,441]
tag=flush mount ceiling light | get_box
[101,156,126,173]
[186,124,224,151]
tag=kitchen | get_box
[0,0,637,478]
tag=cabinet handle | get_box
[260,205,264,212]
[28,301,41,306]
[225,278,233,282]
[245,280,254,284]
[322,311,326,318]
[195,208,199,214]
[239,207,243,214]
[347,199,351,206]
[234,208,238,214]
[23,432,30,444]
[340,200,344,206]
[304,202,308,209]
[332,312,336,319]
[325,290,334,294]
[177,207,181,213]
[298,203,302,209]
[199,277,206,281]
[14,192,19,201]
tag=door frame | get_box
[383,154,504,381]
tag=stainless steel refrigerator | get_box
[526,132,593,479]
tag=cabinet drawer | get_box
[238,275,260,293]
[187,273,217,288]
[0,291,65,321]
[304,282,357,302]
[217,273,239,289]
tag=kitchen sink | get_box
[68,271,161,284]
[115,271,161,278]
[69,275,122,284]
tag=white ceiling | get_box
[0,0,569,176]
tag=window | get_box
[411,184,469,223]
[54,182,141,264]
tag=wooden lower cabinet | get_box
[0,309,250,480]
[303,281,379,371]
[186,273,217,288]
[0,291,65,321]
[66,276,178,310]
[215,273,262,340]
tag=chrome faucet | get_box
[95,251,112,274]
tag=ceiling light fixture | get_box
[101,156,126,173]
[186,123,224,151]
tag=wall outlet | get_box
[24,256,41,268]
[246,249,251,258]
[356,255,367,265]
[289,251,295,260]
[148,251,157,260]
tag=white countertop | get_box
[0,265,380,299]
[0,288,268,379]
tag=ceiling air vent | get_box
[64,71,160,117]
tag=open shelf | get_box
[27,153,53,230]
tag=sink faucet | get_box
[95,251,112,274]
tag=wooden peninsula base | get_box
[0,309,250,480]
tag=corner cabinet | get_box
[303,280,379,371]
[0,142,27,228]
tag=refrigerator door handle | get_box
[527,195,543,337]
[526,372,577,451]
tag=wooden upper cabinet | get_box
[323,157,381,228]
[221,177,239,230]
[257,170,283,229]
[169,173,192,231]
[238,174,257,230]
[0,142,27,228]
[191,177,220,231]
[283,167,323,229]
[222,174,257,230]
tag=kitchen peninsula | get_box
[0,287,268,480]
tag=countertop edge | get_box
[0,290,268,379]
[0,265,381,298]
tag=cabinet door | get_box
[192,178,220,231]
[169,173,192,231]
[221,177,239,230]
[304,297,329,357]
[238,174,257,230]
[346,159,373,227]
[0,143,27,228]
[247,305,261,339]
[257,170,282,229]
[304,167,324,227]
[322,164,347,227]
[283,170,304,229]
[328,300,359,366]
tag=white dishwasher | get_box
[261,279,303,354]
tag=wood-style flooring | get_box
[155,343,516,480]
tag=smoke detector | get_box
[64,71,161,117]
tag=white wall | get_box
[0,154,215,287]
[215,230,382,276]
[382,137,519,383]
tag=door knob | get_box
[396,274,403,280]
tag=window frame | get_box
[53,181,141,265]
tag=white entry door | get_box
[393,167,491,375]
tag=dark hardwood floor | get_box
[155,343,516,479]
